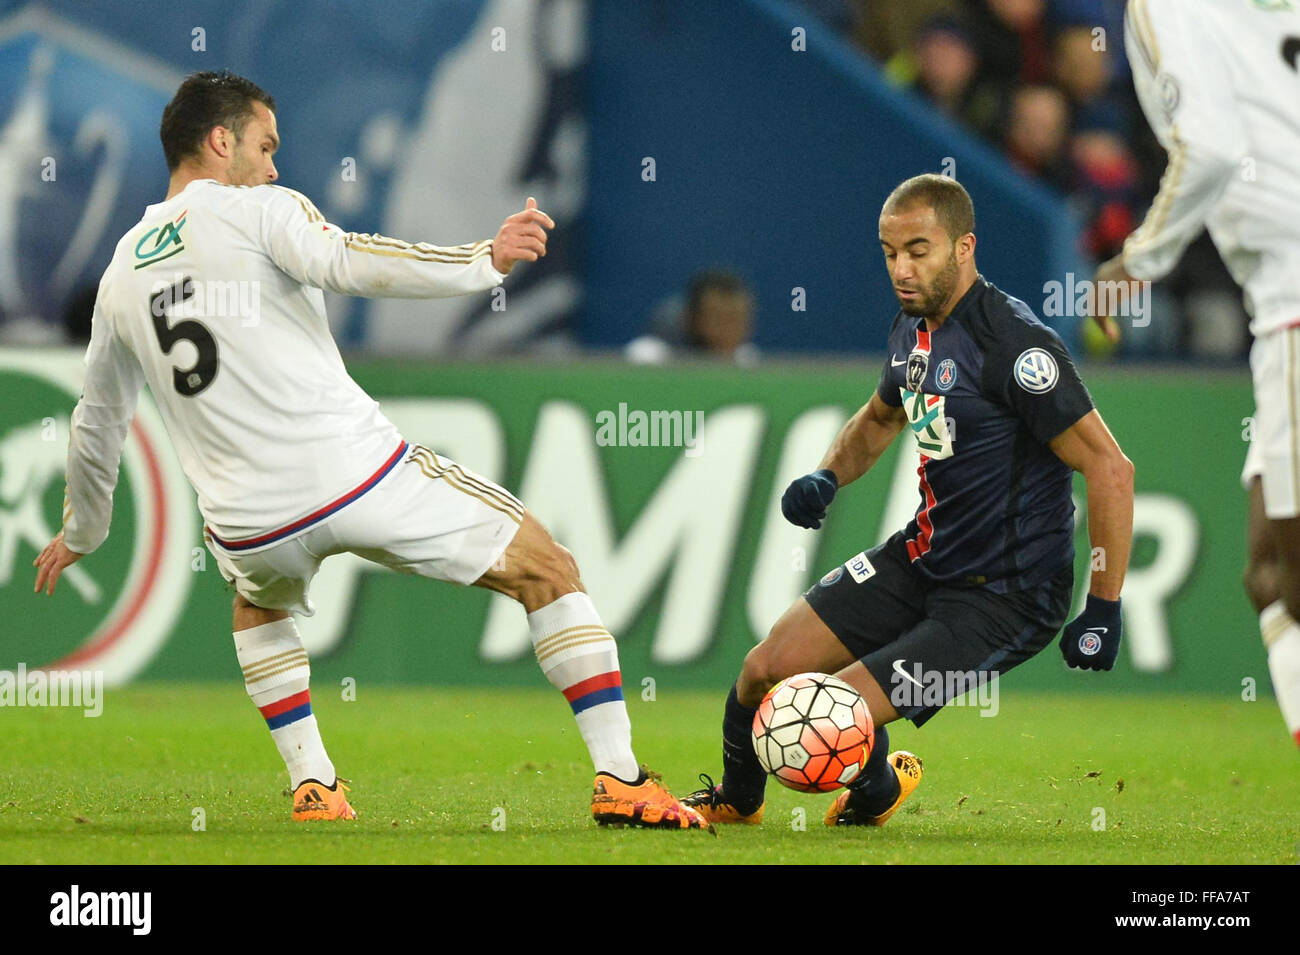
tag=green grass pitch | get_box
[1,684,1294,864]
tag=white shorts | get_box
[205,443,524,615]
[1243,327,1300,518]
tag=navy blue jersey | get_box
[876,275,1094,593]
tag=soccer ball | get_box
[752,672,874,793]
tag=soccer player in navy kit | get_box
[685,174,1135,827]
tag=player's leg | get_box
[469,509,708,829]
[342,444,707,829]
[215,534,354,820]
[734,599,861,708]
[819,631,938,828]
[1243,328,1300,747]
[1245,475,1300,747]
[825,561,1073,827]
[818,657,912,825]
[472,510,638,780]
[1245,477,1279,613]
[688,534,927,823]
[682,597,864,822]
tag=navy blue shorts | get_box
[803,532,1072,727]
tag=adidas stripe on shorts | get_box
[205,443,524,615]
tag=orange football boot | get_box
[591,768,714,832]
[824,751,922,827]
[292,777,357,821]
[681,774,764,825]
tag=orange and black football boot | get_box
[824,751,922,827]
[681,774,765,825]
[591,767,713,832]
[292,777,357,821]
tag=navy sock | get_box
[846,724,899,815]
[720,685,767,812]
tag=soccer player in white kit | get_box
[32,71,710,828]
[1094,0,1300,747]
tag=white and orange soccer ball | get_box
[752,672,874,793]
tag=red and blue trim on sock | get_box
[563,672,623,715]
[259,689,313,730]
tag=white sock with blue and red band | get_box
[528,591,639,782]
[234,618,336,788]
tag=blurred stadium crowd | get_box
[786,0,1249,360]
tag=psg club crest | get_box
[936,358,957,391]
[1079,632,1103,656]
[906,351,929,392]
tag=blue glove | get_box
[1060,594,1122,671]
[781,469,838,529]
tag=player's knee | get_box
[516,540,584,609]
[739,631,799,704]
[232,590,290,629]
[1243,554,1280,614]
[539,541,581,592]
[738,645,775,706]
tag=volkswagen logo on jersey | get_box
[1014,347,1058,394]
[936,358,957,391]
[906,351,929,393]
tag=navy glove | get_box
[781,469,839,529]
[1060,594,1122,671]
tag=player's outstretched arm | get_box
[782,394,906,529]
[34,302,144,596]
[1093,0,1245,343]
[261,187,552,299]
[1049,409,1134,600]
[818,393,907,489]
[1090,129,1238,345]
[1050,409,1135,670]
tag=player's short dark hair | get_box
[685,269,751,316]
[159,70,275,171]
[882,174,975,241]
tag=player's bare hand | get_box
[33,531,83,597]
[491,197,555,275]
[1090,255,1137,344]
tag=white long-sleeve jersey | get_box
[62,178,504,554]
[1122,0,1300,335]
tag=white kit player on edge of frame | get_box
[1094,0,1300,747]
[32,69,712,830]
